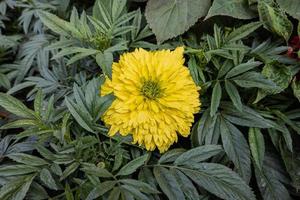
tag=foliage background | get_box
[0,0,300,199]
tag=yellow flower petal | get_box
[100,47,201,153]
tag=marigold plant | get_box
[101,47,200,152]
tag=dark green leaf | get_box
[117,154,148,176]
[40,168,58,190]
[7,153,48,166]
[174,145,222,165]
[249,128,265,170]
[0,93,35,119]
[258,1,292,41]
[206,0,256,20]
[86,181,116,200]
[182,163,256,200]
[153,166,185,200]
[220,118,251,182]
[225,81,242,111]
[233,72,278,90]
[145,0,211,43]
[226,22,263,42]
[210,81,222,116]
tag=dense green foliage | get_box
[0,0,300,199]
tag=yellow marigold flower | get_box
[100,47,201,152]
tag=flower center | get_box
[141,80,162,99]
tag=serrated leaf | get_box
[40,168,58,190]
[191,110,221,146]
[0,73,11,89]
[249,128,265,170]
[60,162,80,180]
[233,71,278,90]
[206,0,256,20]
[226,60,261,78]
[220,118,251,183]
[182,163,256,200]
[210,81,222,116]
[96,52,113,79]
[145,0,211,43]
[174,145,222,165]
[65,97,95,133]
[258,1,293,41]
[0,165,39,176]
[221,102,274,128]
[255,165,292,200]
[225,81,242,111]
[292,78,300,102]
[86,181,116,200]
[38,11,81,38]
[0,119,39,129]
[153,167,185,200]
[0,93,35,119]
[81,164,113,178]
[121,185,149,200]
[120,179,159,194]
[158,148,186,164]
[276,0,300,20]
[226,22,263,42]
[172,168,199,200]
[117,154,148,176]
[0,174,36,200]
[7,153,48,166]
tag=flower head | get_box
[100,47,200,152]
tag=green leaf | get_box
[172,168,199,200]
[0,93,35,118]
[158,148,186,164]
[233,71,278,90]
[221,102,274,128]
[258,1,293,41]
[206,0,256,20]
[255,165,292,200]
[121,185,149,200]
[81,164,113,178]
[0,174,36,200]
[226,22,263,42]
[249,128,265,170]
[0,119,39,129]
[292,78,300,102]
[174,145,222,165]
[276,0,300,20]
[191,110,220,146]
[7,153,49,166]
[120,179,159,194]
[108,187,121,200]
[38,11,81,38]
[182,163,256,200]
[65,97,95,133]
[210,81,222,116]
[65,183,74,200]
[40,168,59,190]
[226,60,262,78]
[153,166,185,200]
[34,89,43,116]
[145,0,211,43]
[117,154,148,176]
[0,73,11,89]
[225,81,243,111]
[96,52,113,79]
[0,165,39,176]
[60,162,80,180]
[255,62,293,103]
[86,181,116,200]
[220,118,251,182]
